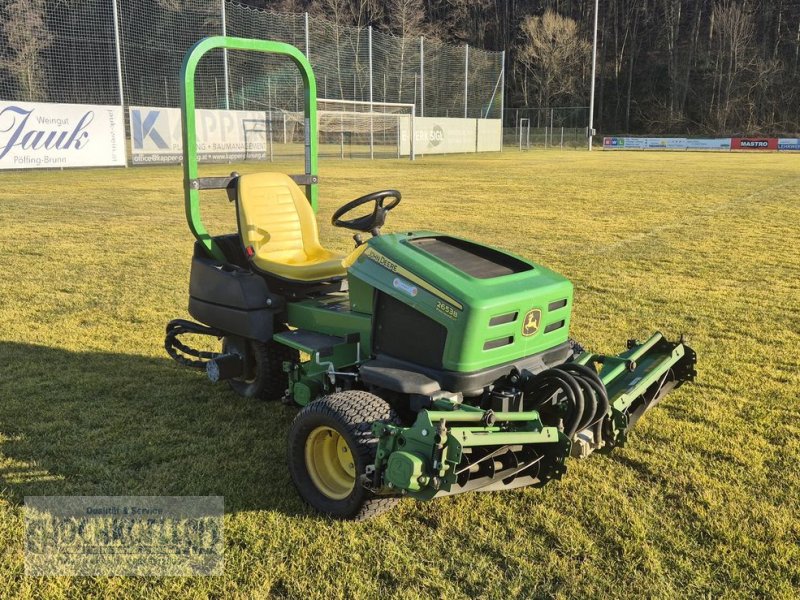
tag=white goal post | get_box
[282,98,416,160]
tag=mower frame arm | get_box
[180,36,319,261]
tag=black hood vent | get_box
[408,236,532,279]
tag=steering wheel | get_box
[331,190,401,234]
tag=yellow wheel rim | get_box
[304,426,356,500]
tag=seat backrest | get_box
[236,173,321,262]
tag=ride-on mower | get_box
[166,37,697,519]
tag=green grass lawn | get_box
[1,150,798,598]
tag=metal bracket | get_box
[188,173,318,192]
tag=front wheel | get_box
[287,391,400,520]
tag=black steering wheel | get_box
[331,190,401,234]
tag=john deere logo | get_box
[522,309,541,336]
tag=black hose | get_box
[522,368,584,438]
[165,319,225,369]
[556,363,609,429]
[562,367,596,431]
[522,363,610,442]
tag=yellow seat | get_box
[236,173,346,282]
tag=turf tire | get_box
[288,391,401,520]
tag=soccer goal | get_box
[519,118,531,151]
[280,99,416,160]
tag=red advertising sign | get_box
[731,138,779,150]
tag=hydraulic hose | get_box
[522,368,584,438]
[556,363,609,429]
[165,319,225,369]
[522,363,610,441]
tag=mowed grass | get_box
[1,150,799,598]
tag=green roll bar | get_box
[180,36,319,261]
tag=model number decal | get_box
[436,301,458,320]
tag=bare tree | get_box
[1,0,52,101]
[516,10,590,110]
[711,0,755,130]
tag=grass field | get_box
[1,150,799,598]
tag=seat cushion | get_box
[237,172,346,282]
[253,247,346,282]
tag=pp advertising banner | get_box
[130,106,270,164]
[0,101,126,169]
[731,138,779,150]
[778,138,800,151]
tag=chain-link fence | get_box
[504,107,589,149]
[0,1,503,159]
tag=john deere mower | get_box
[166,37,697,519]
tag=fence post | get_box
[111,0,127,166]
[304,12,310,59]
[368,25,374,159]
[410,106,416,161]
[221,0,230,109]
[464,44,469,118]
[419,37,424,117]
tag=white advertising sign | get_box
[401,117,478,156]
[644,137,687,150]
[685,138,732,150]
[130,106,270,164]
[0,101,126,169]
[476,119,502,152]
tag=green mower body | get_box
[166,37,697,519]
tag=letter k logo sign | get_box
[132,110,168,149]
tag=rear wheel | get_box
[223,337,298,401]
[288,391,401,520]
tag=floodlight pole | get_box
[419,37,424,117]
[111,0,127,166]
[221,0,230,109]
[500,49,505,152]
[464,44,469,118]
[588,0,599,151]
[368,25,374,159]
[304,12,310,59]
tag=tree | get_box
[1,0,52,101]
[516,9,590,109]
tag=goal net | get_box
[277,99,416,160]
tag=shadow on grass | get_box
[0,341,309,517]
